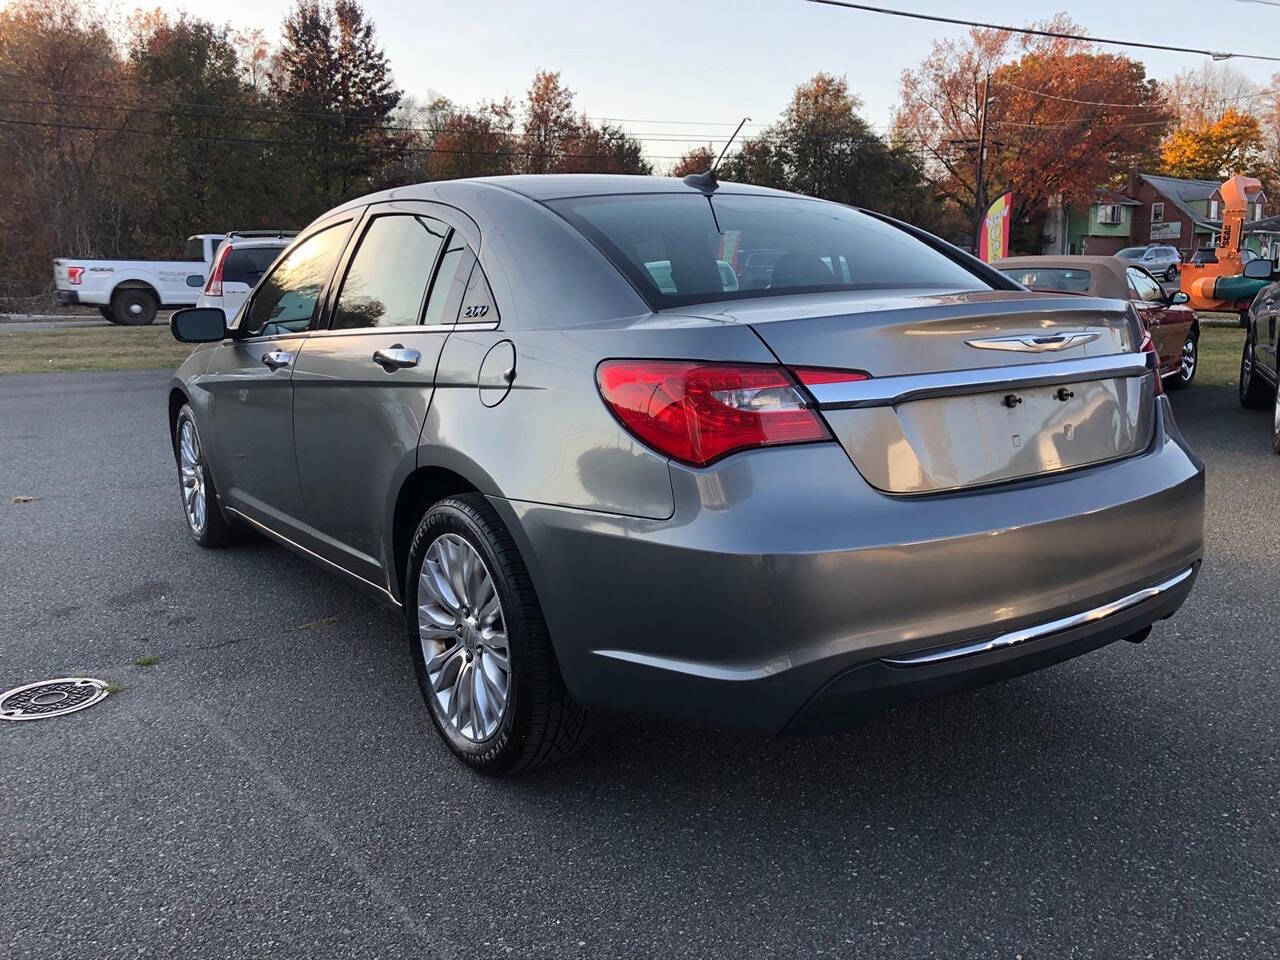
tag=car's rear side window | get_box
[332,215,448,330]
[224,247,284,286]
[1003,267,1093,293]
[546,193,988,309]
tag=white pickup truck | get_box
[53,234,226,325]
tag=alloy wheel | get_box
[1180,336,1197,382]
[178,419,207,534]
[417,533,510,742]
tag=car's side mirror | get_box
[171,307,227,343]
[1169,291,1189,305]
[1242,258,1275,280]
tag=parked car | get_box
[1237,256,1280,452]
[196,233,293,322]
[995,255,1200,390]
[167,175,1204,775]
[54,234,224,325]
[1117,244,1182,282]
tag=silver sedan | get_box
[167,175,1204,774]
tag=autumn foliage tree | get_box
[895,18,1168,249]
[716,73,942,227]
[1160,107,1265,181]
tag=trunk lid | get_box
[706,290,1155,494]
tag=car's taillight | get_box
[204,244,229,297]
[597,360,832,467]
[66,266,83,285]
[790,367,871,387]
[1140,332,1164,396]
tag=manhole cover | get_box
[0,678,109,721]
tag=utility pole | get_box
[973,72,992,253]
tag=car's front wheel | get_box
[1166,266,1179,282]
[1241,337,1272,408]
[1272,380,1280,455]
[405,494,591,775]
[174,404,241,547]
[1165,329,1198,390]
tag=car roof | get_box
[326,174,803,216]
[992,255,1136,300]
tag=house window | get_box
[1152,202,1164,223]
[1096,204,1123,225]
[1252,202,1264,220]
[1209,199,1221,219]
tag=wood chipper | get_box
[1180,173,1272,321]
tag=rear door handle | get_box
[373,345,421,370]
[261,349,292,370]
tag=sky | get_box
[146,0,1280,167]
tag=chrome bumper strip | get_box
[808,351,1155,410]
[881,566,1195,667]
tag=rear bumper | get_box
[495,395,1204,735]
[53,289,79,306]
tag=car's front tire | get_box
[1241,336,1272,408]
[1272,380,1280,455]
[405,494,591,775]
[174,404,241,548]
[1166,266,1179,282]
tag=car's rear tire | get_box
[112,287,158,326]
[405,493,591,775]
[174,404,242,548]
[1241,337,1272,408]
[1165,329,1198,390]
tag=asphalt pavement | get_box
[1,369,1277,959]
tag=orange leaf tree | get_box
[895,18,1168,250]
[1160,107,1265,181]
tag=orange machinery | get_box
[1180,173,1267,314]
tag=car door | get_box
[1127,265,1180,376]
[201,220,354,537]
[1256,281,1280,376]
[290,202,483,589]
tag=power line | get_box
[802,0,1280,63]
[995,78,1277,109]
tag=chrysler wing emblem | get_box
[965,331,1101,353]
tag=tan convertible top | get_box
[993,256,1135,300]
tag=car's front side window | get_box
[240,224,350,337]
[332,215,449,330]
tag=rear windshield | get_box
[1002,267,1092,293]
[225,246,284,285]
[1116,247,1146,259]
[546,193,988,308]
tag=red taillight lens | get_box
[1140,332,1164,396]
[790,367,871,386]
[597,360,831,467]
[66,266,84,285]
[203,245,229,297]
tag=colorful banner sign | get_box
[979,192,1012,262]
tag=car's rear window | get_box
[225,246,284,285]
[546,193,988,309]
[1002,267,1093,294]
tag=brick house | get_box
[1127,173,1266,260]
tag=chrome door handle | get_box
[261,350,292,370]
[373,345,421,370]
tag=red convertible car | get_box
[995,255,1199,389]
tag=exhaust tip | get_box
[1123,626,1153,644]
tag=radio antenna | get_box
[683,116,751,194]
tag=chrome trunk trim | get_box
[807,351,1155,410]
[881,566,1195,667]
